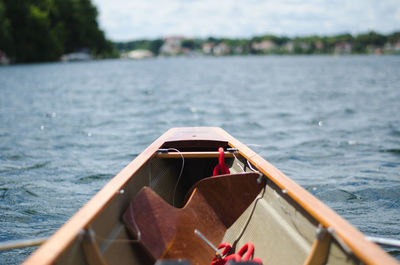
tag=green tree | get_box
[181,39,202,51]
[51,0,112,55]
[0,0,114,62]
[1,0,57,62]
[149,39,163,55]
[354,31,387,53]
[387,32,400,43]
[0,0,14,57]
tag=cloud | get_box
[92,0,400,41]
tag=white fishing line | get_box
[169,148,185,207]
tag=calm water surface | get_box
[1,56,399,264]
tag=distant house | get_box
[284,42,294,53]
[121,49,153,59]
[366,45,378,54]
[374,48,383,55]
[395,42,400,52]
[251,40,276,52]
[233,46,244,54]
[299,42,310,51]
[61,49,92,61]
[384,43,394,53]
[202,42,214,55]
[213,42,230,56]
[384,42,400,53]
[315,41,324,50]
[367,41,400,54]
[160,36,184,55]
[334,42,353,54]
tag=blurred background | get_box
[0,0,399,264]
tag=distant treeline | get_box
[115,31,400,56]
[0,0,115,63]
[1,0,399,63]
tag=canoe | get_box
[23,127,398,265]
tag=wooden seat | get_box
[123,172,265,265]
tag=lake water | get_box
[0,55,399,264]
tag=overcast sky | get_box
[91,0,400,41]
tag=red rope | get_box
[213,147,230,176]
[211,148,262,264]
[211,242,263,265]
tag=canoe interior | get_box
[46,138,364,265]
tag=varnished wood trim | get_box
[82,229,108,265]
[302,228,332,265]
[156,151,235,159]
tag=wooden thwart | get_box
[302,227,332,265]
[0,237,48,251]
[82,229,108,265]
[156,151,235,159]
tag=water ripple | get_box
[76,173,113,184]
[0,162,50,174]
[1,56,399,263]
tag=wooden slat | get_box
[0,237,48,251]
[82,229,108,265]
[302,228,332,265]
[156,151,234,159]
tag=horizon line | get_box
[109,29,400,43]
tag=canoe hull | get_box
[23,127,398,265]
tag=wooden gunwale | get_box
[23,127,398,265]
[156,151,234,158]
